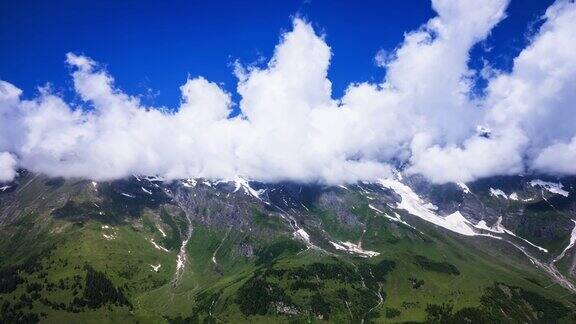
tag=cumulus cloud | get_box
[409,0,576,182]
[0,0,575,184]
[534,138,576,174]
[0,152,17,182]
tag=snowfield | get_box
[330,241,380,258]
[378,179,477,236]
[530,180,569,197]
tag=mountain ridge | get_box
[1,171,576,322]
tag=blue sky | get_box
[0,0,554,109]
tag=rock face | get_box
[317,191,361,228]
[1,172,576,323]
[410,175,576,244]
[172,183,250,229]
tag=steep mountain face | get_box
[1,172,576,323]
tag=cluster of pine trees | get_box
[0,260,131,323]
[82,265,130,309]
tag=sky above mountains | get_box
[1,0,575,184]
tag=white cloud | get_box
[408,0,576,183]
[0,152,17,182]
[0,0,575,185]
[534,137,576,174]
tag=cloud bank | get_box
[1,0,575,185]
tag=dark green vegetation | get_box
[234,258,395,320]
[0,256,131,323]
[424,283,574,324]
[413,255,460,276]
[83,265,130,309]
[1,173,575,323]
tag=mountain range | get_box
[1,171,576,323]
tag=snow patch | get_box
[391,212,420,231]
[142,187,152,195]
[489,188,519,200]
[121,192,135,198]
[372,203,419,231]
[293,228,310,243]
[444,212,475,235]
[530,180,569,197]
[368,204,384,214]
[150,238,169,252]
[553,220,576,263]
[158,227,167,237]
[473,216,547,252]
[330,241,380,258]
[101,225,117,239]
[102,233,116,240]
[510,232,548,253]
[233,176,265,200]
[279,214,328,253]
[377,179,477,236]
[490,188,508,199]
[474,219,504,234]
[457,182,471,194]
[144,175,165,182]
[150,264,161,272]
[182,178,197,188]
